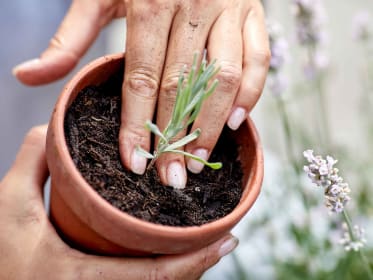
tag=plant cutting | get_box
[46,52,264,256]
[136,53,222,176]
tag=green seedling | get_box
[136,53,223,171]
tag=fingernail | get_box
[219,236,239,257]
[131,150,147,175]
[12,58,41,75]
[227,107,247,130]
[167,162,186,189]
[187,148,208,174]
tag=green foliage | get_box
[136,53,222,170]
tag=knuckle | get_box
[247,85,262,99]
[251,49,272,68]
[126,67,159,99]
[242,77,264,102]
[161,75,179,94]
[161,69,184,98]
[216,63,242,92]
[49,35,79,62]
[121,124,149,145]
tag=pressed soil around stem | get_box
[64,71,243,226]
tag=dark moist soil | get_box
[64,70,243,227]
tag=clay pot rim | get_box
[52,52,263,237]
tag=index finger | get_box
[12,0,121,85]
[119,1,176,175]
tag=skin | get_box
[0,125,238,280]
[13,0,270,189]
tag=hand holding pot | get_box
[13,0,270,188]
[0,125,238,279]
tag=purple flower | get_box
[303,150,351,213]
[292,0,327,46]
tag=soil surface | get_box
[64,71,243,226]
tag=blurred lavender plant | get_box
[303,150,350,213]
[303,150,373,279]
[292,0,327,46]
[292,0,330,79]
[352,11,373,152]
[206,4,373,280]
[292,0,331,151]
[340,224,367,252]
[353,11,373,42]
[268,21,289,96]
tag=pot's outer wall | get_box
[46,53,264,256]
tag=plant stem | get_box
[342,210,373,280]
[306,46,332,153]
[276,96,298,172]
[315,75,331,150]
[359,249,373,280]
[342,210,355,241]
[147,156,157,171]
[276,96,310,210]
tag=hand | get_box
[0,125,238,280]
[13,0,270,188]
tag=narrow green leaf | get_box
[172,68,186,125]
[180,89,205,121]
[145,120,168,143]
[203,79,219,99]
[187,101,203,127]
[191,62,218,98]
[165,149,222,170]
[135,146,155,159]
[163,129,201,152]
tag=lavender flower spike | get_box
[303,150,351,213]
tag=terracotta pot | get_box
[46,52,264,256]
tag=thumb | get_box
[75,234,238,280]
[4,125,48,188]
[12,0,104,85]
[157,234,239,279]
[1,125,49,209]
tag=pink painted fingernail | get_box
[131,150,147,175]
[187,148,208,174]
[12,58,41,75]
[167,162,186,189]
[227,107,246,130]
[219,236,239,257]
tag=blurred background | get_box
[1,0,372,279]
[0,0,114,176]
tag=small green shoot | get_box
[136,53,223,170]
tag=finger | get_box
[12,0,119,85]
[227,1,270,130]
[119,1,176,176]
[1,125,48,207]
[155,3,221,188]
[186,6,245,174]
[76,234,238,280]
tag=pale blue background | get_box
[0,0,111,177]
